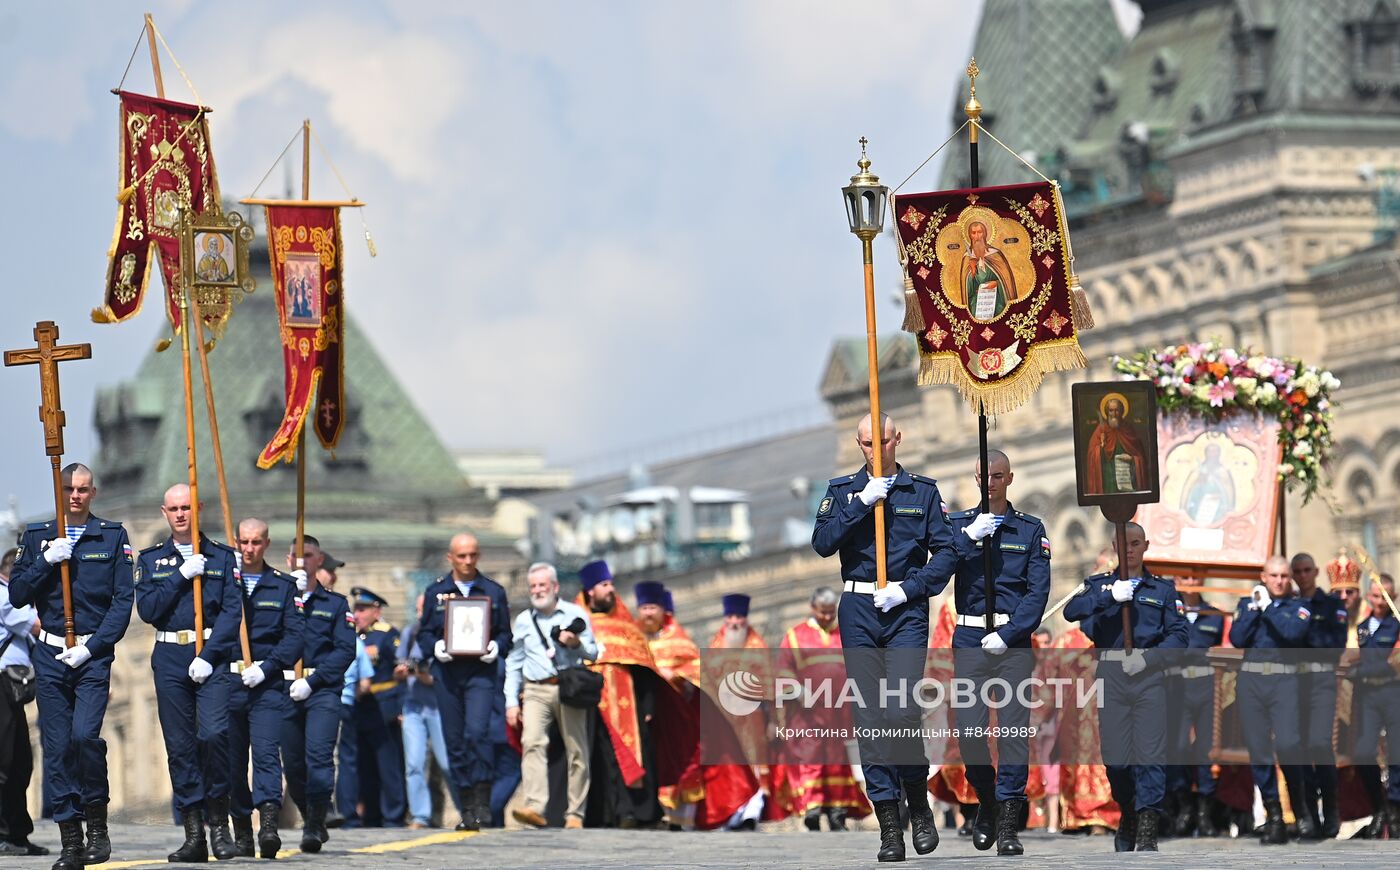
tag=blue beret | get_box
[350,586,387,608]
[634,581,666,608]
[663,589,675,614]
[579,560,613,592]
[722,593,750,617]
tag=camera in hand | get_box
[550,617,587,642]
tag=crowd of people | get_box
[0,432,1397,866]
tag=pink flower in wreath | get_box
[1219,348,1241,367]
[1207,379,1236,408]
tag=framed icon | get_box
[283,252,323,327]
[1071,380,1160,508]
[444,597,491,656]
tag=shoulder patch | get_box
[1040,536,1051,557]
[817,496,833,517]
[372,619,391,632]
[1296,606,1311,620]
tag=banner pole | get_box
[294,119,311,680]
[965,59,998,635]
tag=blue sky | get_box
[0,1,1136,517]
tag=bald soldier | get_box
[135,484,244,862]
[416,534,512,830]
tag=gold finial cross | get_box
[4,321,91,456]
[967,58,980,94]
[859,136,869,156]
[964,57,984,123]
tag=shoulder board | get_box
[140,542,165,554]
[1087,571,1115,582]
[26,521,52,530]
[205,539,236,554]
[951,508,978,519]
[99,520,123,529]
[828,474,857,485]
[372,619,391,632]
[909,473,937,485]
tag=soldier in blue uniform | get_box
[1164,587,1226,838]
[416,533,511,831]
[1346,573,1400,838]
[226,518,303,858]
[8,463,133,870]
[1227,555,1310,845]
[134,483,245,862]
[281,539,354,852]
[350,586,408,827]
[1064,522,1189,853]
[886,449,1048,856]
[812,414,995,863]
[1289,552,1347,839]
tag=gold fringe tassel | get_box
[90,307,114,324]
[918,343,1087,416]
[901,276,925,333]
[1069,274,1095,331]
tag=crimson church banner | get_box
[97,91,220,331]
[893,181,1086,415]
[256,204,345,467]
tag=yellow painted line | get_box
[350,830,479,853]
[89,862,159,870]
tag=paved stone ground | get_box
[5,823,1393,869]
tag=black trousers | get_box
[0,673,35,844]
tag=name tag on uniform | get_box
[81,552,111,560]
[311,609,334,619]
[152,571,174,579]
[206,569,224,577]
[1138,595,1165,607]
[893,506,924,517]
[1200,624,1220,633]
[255,600,283,609]
[999,542,1027,552]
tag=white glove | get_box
[858,476,894,507]
[44,538,74,565]
[1249,584,1271,611]
[872,582,908,613]
[289,678,313,702]
[1111,580,1135,603]
[1122,649,1147,676]
[433,638,453,663]
[480,639,499,664]
[188,657,213,684]
[56,644,92,669]
[981,631,1008,655]
[963,513,998,542]
[179,554,207,580]
[291,569,308,593]
[241,662,266,688]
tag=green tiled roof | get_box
[936,0,1126,190]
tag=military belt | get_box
[1298,662,1335,674]
[842,580,878,595]
[283,668,316,680]
[38,630,92,649]
[155,628,213,645]
[1241,662,1297,675]
[956,614,1010,628]
[1360,676,1400,687]
[1164,665,1213,679]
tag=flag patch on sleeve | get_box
[123,543,134,562]
[1040,537,1051,557]
[1297,607,1311,620]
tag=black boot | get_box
[958,803,976,836]
[473,782,492,829]
[1388,801,1400,838]
[1261,798,1286,845]
[1135,808,1160,852]
[971,795,998,851]
[52,819,85,870]
[997,799,1025,856]
[1194,793,1218,838]
[872,800,905,863]
[1292,784,1318,841]
[455,785,479,832]
[1114,809,1136,852]
[256,801,281,859]
[825,807,848,832]
[803,807,822,831]
[1171,789,1194,837]
[301,801,326,853]
[83,801,111,864]
[232,816,255,858]
[903,782,938,855]
[169,806,209,863]
[207,797,237,861]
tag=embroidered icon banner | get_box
[893,181,1086,415]
[97,91,220,331]
[256,204,345,466]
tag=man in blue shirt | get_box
[396,593,454,828]
[1065,522,1189,853]
[416,533,511,831]
[8,463,133,870]
[504,563,599,829]
[1228,555,1310,845]
[0,547,44,858]
[812,413,995,862]
[1346,573,1400,839]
